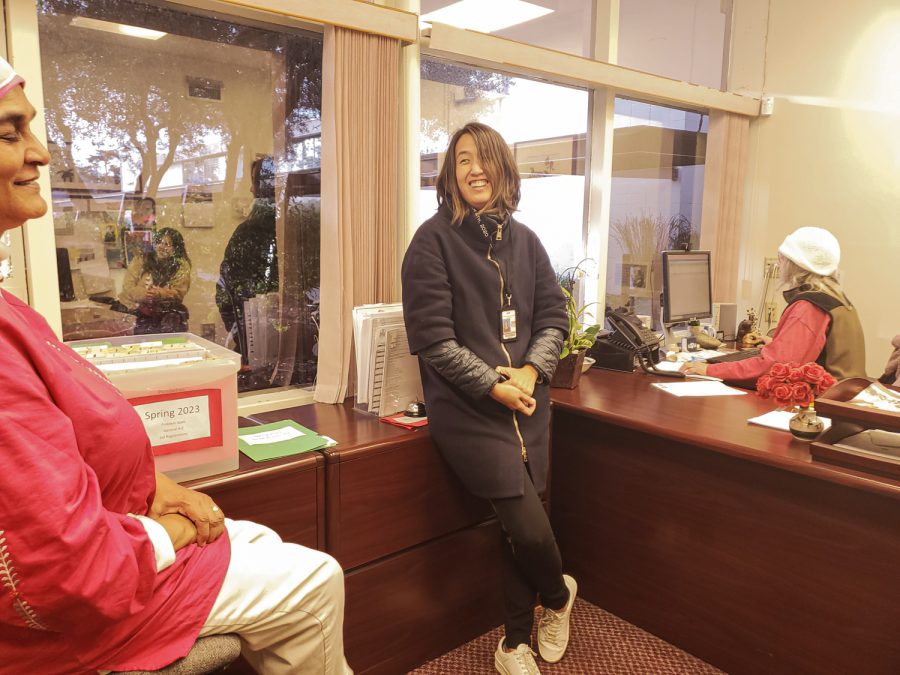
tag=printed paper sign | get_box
[129,389,222,456]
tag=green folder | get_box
[238,420,335,462]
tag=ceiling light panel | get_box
[421,0,553,34]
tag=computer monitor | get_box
[661,250,712,324]
[56,247,76,302]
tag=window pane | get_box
[618,0,728,90]
[606,97,707,327]
[420,57,589,273]
[420,0,595,57]
[37,0,322,394]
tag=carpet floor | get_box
[408,598,725,674]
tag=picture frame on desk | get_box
[621,262,651,298]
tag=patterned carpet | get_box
[408,598,725,674]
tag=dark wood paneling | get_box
[553,369,900,499]
[551,406,900,675]
[325,436,494,570]
[187,453,323,550]
[344,521,505,675]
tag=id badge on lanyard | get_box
[499,296,518,342]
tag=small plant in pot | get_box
[551,285,602,389]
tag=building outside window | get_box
[420,57,590,275]
[606,97,707,326]
[36,0,322,394]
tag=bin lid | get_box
[68,333,240,374]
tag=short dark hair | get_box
[251,156,275,199]
[137,196,156,213]
[436,122,520,226]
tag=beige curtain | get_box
[700,110,750,303]
[315,26,401,403]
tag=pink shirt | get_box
[0,290,230,673]
[708,299,831,388]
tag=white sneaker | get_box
[494,637,542,675]
[537,574,577,663]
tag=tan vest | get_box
[784,285,866,380]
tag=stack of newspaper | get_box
[352,303,423,416]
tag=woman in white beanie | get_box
[684,226,866,386]
[0,57,351,674]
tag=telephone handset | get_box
[606,308,660,354]
[595,308,684,378]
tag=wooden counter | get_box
[550,368,900,675]
[248,403,504,675]
[185,418,324,551]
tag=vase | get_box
[551,351,586,389]
[788,405,825,441]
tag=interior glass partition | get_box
[605,96,708,328]
[36,0,323,394]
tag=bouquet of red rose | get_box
[756,362,836,408]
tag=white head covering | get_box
[778,226,841,277]
[0,56,24,99]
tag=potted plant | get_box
[551,285,602,389]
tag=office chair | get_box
[113,634,242,675]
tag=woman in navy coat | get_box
[402,122,577,675]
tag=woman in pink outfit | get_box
[0,57,351,675]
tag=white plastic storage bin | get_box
[68,333,240,482]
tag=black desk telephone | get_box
[588,308,684,378]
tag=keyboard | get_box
[705,348,762,364]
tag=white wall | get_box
[739,1,900,376]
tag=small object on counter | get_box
[736,307,758,345]
[694,331,724,350]
[404,401,427,417]
[742,330,764,348]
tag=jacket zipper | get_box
[485,247,528,463]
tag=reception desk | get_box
[550,369,900,675]
[191,404,503,675]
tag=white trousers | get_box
[199,519,353,675]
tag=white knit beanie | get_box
[778,226,840,277]
[0,56,24,99]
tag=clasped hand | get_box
[491,364,538,415]
[150,472,226,547]
[145,285,174,300]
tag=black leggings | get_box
[490,471,568,648]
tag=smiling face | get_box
[454,133,493,211]
[0,86,50,235]
[155,235,174,260]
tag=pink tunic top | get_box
[0,290,230,673]
[707,300,831,388]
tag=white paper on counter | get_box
[651,381,747,397]
[747,409,832,432]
